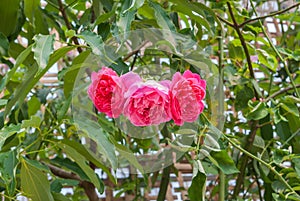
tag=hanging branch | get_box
[226,2,260,198]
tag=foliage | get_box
[0,0,300,200]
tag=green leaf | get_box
[78,30,104,56]
[24,0,39,24]
[0,44,33,91]
[209,150,239,174]
[117,0,137,34]
[0,150,18,196]
[21,158,54,201]
[253,135,265,149]
[56,143,101,191]
[246,101,269,120]
[4,46,76,118]
[148,1,176,32]
[188,160,206,201]
[175,129,197,135]
[61,139,115,183]
[0,99,8,107]
[57,96,71,122]
[27,96,41,116]
[170,0,211,34]
[21,116,42,129]
[93,5,116,28]
[51,179,79,193]
[257,49,277,72]
[111,139,144,174]
[280,100,299,117]
[0,124,21,151]
[50,157,89,181]
[76,118,118,170]
[275,121,291,141]
[235,85,254,110]
[33,34,55,68]
[64,50,91,98]
[204,134,221,151]
[228,40,245,61]
[0,0,20,37]
[0,32,9,56]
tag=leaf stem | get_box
[248,0,300,98]
[218,28,226,201]
[265,84,300,102]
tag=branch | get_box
[217,15,235,28]
[57,0,82,53]
[227,2,260,198]
[227,2,258,99]
[47,163,101,201]
[123,40,150,61]
[239,2,300,28]
[265,84,300,102]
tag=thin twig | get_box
[227,2,258,99]
[123,40,150,61]
[265,84,300,102]
[217,15,235,28]
[239,2,300,28]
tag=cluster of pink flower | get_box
[88,67,206,126]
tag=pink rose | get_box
[88,68,141,118]
[170,70,206,126]
[87,67,121,118]
[111,72,142,116]
[123,80,171,126]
